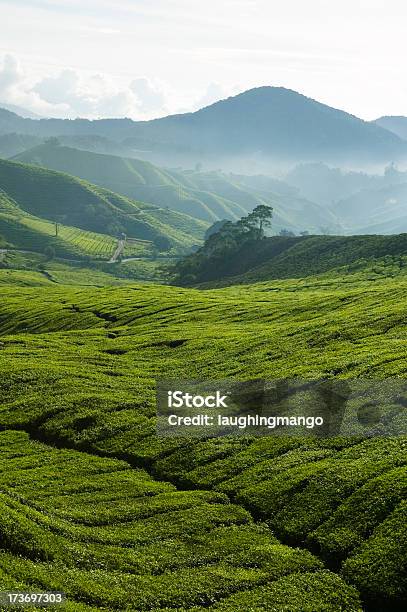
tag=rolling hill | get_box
[0,158,207,249]
[2,87,407,168]
[0,270,406,610]
[12,143,339,233]
[0,133,42,158]
[13,144,249,223]
[374,116,407,141]
[173,233,407,286]
[334,183,407,234]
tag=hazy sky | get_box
[0,0,406,120]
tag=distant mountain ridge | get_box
[1,87,407,167]
[0,102,44,119]
[373,116,407,141]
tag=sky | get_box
[0,0,406,121]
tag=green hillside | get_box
[173,233,407,286]
[0,211,151,260]
[0,157,207,248]
[13,145,248,223]
[0,186,152,260]
[0,268,406,610]
[13,144,337,232]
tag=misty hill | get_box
[0,188,149,261]
[12,143,339,233]
[176,234,407,286]
[0,107,139,140]
[123,87,407,165]
[0,102,43,119]
[0,133,43,158]
[2,88,407,167]
[0,158,206,248]
[0,132,136,159]
[374,116,407,141]
[334,182,407,234]
[284,162,407,205]
[13,144,249,223]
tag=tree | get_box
[169,206,272,285]
[154,235,172,252]
[204,219,229,241]
[243,205,273,238]
[44,245,55,260]
[45,137,61,146]
[279,228,295,237]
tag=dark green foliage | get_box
[183,233,407,286]
[342,501,407,606]
[205,219,229,240]
[172,205,273,284]
[43,245,55,260]
[154,234,172,252]
[199,571,362,611]
[307,467,407,563]
[0,431,333,610]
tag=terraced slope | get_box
[0,431,361,611]
[12,145,253,223]
[0,211,150,260]
[0,158,207,247]
[0,272,406,610]
[13,145,336,232]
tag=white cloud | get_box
[33,69,80,106]
[0,55,172,119]
[130,78,166,112]
[1,1,407,120]
[77,25,120,35]
[32,68,142,118]
[0,54,24,96]
[195,82,226,108]
[0,53,229,120]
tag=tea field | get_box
[0,212,151,260]
[0,270,406,610]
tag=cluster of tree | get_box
[170,205,273,285]
[279,229,311,237]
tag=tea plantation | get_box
[0,212,151,260]
[0,270,406,610]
